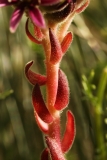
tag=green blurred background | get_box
[0,0,107,160]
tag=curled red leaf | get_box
[61,110,76,153]
[25,18,42,44]
[25,61,47,85]
[34,111,49,134]
[34,24,44,41]
[61,32,73,54]
[49,28,62,64]
[32,84,53,123]
[54,69,69,110]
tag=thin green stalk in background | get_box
[93,67,107,160]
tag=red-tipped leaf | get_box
[41,148,49,160]
[34,111,49,134]
[25,19,42,44]
[61,32,73,54]
[45,136,66,160]
[76,0,90,13]
[32,84,53,123]
[49,28,62,64]
[61,110,76,153]
[25,61,47,85]
[54,69,69,110]
[34,25,44,41]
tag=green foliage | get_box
[0,90,13,100]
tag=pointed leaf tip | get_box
[25,61,47,85]
[54,69,69,110]
[49,28,62,64]
[61,32,73,54]
[32,84,53,123]
[76,0,90,13]
[34,111,49,134]
[61,110,76,153]
[25,18,42,44]
[34,25,44,41]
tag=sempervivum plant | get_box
[0,0,90,159]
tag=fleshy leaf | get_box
[34,111,49,134]
[25,19,42,44]
[61,110,76,153]
[25,61,47,85]
[54,69,69,110]
[61,32,73,54]
[34,25,44,41]
[76,0,90,13]
[41,148,49,160]
[45,136,66,160]
[32,84,53,123]
[49,28,62,64]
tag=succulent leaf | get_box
[54,69,69,110]
[34,111,49,134]
[61,110,76,153]
[61,32,73,54]
[32,84,53,123]
[34,25,44,41]
[49,28,62,64]
[25,19,42,44]
[76,0,90,13]
[25,61,47,85]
